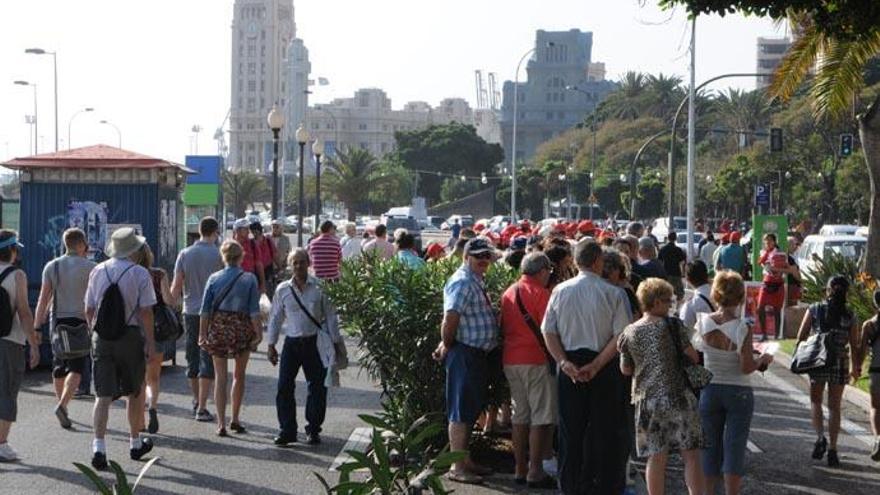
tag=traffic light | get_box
[840,133,854,157]
[769,128,783,152]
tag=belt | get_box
[286,334,317,341]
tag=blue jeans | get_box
[184,314,215,379]
[699,384,754,477]
[276,335,327,438]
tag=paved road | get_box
[1,339,381,494]
[446,361,880,494]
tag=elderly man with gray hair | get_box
[542,239,632,494]
[499,252,557,488]
[340,223,362,260]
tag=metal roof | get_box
[1,144,195,173]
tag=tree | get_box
[391,122,504,205]
[223,170,269,218]
[323,147,396,221]
[711,88,774,148]
[657,0,880,275]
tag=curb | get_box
[775,350,873,413]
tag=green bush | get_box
[800,251,875,322]
[324,254,517,425]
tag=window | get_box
[261,63,265,75]
[239,63,243,75]
[382,124,388,131]
[248,63,255,75]
[358,123,368,130]
[239,45,243,57]
[248,80,256,92]
[261,45,266,57]
[247,142,256,151]
[546,112,554,120]
[247,45,256,57]
[238,97,243,109]
[359,142,369,150]
[759,59,778,69]
[326,123,333,130]
[546,93,552,102]
[259,97,264,109]
[260,80,265,92]
[247,97,256,111]
[381,142,388,153]
[552,93,559,102]
[280,82,284,93]
[760,43,787,54]
[557,111,565,120]
[359,94,370,107]
[312,122,320,130]
[261,30,266,40]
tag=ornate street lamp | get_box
[295,124,310,246]
[312,136,325,231]
[267,105,285,220]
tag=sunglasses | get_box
[470,252,493,260]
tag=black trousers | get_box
[557,348,628,495]
[276,335,327,438]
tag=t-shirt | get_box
[174,241,223,315]
[240,237,264,275]
[451,223,462,239]
[633,259,667,280]
[717,244,746,273]
[42,254,96,322]
[501,275,551,365]
[84,258,157,329]
[658,242,686,277]
[0,262,25,345]
[308,234,342,280]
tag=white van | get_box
[795,234,867,277]
[818,224,860,236]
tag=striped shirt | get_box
[308,234,342,280]
[443,264,499,351]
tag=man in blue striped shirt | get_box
[433,238,499,484]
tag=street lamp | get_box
[511,41,554,222]
[706,174,713,183]
[481,173,487,185]
[295,124,310,247]
[14,80,37,154]
[312,136,325,230]
[267,105,285,220]
[99,120,122,148]
[67,107,93,150]
[620,173,627,183]
[25,48,57,151]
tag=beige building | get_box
[756,37,791,89]
[229,0,295,171]
[305,89,488,158]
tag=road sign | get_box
[756,184,771,207]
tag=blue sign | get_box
[755,184,771,207]
[184,155,223,184]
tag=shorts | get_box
[183,314,214,379]
[0,339,25,421]
[504,364,557,425]
[445,343,489,425]
[52,354,88,379]
[93,326,146,399]
[870,372,880,396]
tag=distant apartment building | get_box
[500,29,615,165]
[302,89,480,159]
[756,37,791,89]
[229,0,295,172]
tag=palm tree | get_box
[712,88,774,147]
[223,170,269,218]
[323,147,384,221]
[600,71,649,120]
[770,15,880,274]
[645,73,685,120]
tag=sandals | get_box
[217,427,228,437]
[445,470,483,485]
[230,422,247,434]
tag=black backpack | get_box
[94,263,137,341]
[0,266,19,338]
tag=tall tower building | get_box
[284,38,310,171]
[230,0,295,172]
[756,37,791,89]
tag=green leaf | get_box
[108,461,131,495]
[431,450,468,470]
[72,462,113,495]
[131,457,159,493]
[357,414,390,431]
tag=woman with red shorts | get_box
[757,233,789,340]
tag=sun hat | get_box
[0,235,24,250]
[106,227,146,259]
[233,218,250,230]
[425,242,445,258]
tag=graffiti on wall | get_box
[68,201,109,260]
[38,215,68,259]
[159,199,176,262]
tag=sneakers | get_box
[0,443,20,463]
[195,409,214,422]
[827,449,840,467]
[147,408,159,434]
[542,458,558,477]
[274,435,297,447]
[871,438,880,462]
[91,451,108,470]
[307,433,322,445]
[54,404,73,429]
[130,437,154,461]
[812,436,828,460]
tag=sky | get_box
[0,0,785,166]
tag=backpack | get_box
[0,266,19,338]
[94,263,137,341]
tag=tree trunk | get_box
[860,94,880,277]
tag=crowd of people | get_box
[0,213,877,495]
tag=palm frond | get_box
[768,22,824,102]
[811,31,880,118]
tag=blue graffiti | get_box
[38,214,67,259]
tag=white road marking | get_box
[746,440,763,453]
[760,370,874,448]
[330,427,372,471]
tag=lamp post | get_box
[25,48,57,151]
[99,120,122,148]
[14,81,37,154]
[511,42,554,222]
[295,124,310,247]
[267,105,285,220]
[67,107,93,150]
[312,137,325,230]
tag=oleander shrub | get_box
[801,251,875,322]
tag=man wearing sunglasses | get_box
[433,238,499,485]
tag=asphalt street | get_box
[0,339,381,494]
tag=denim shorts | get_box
[445,343,489,425]
[183,314,215,379]
[699,383,754,477]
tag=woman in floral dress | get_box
[618,277,705,495]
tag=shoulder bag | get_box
[153,271,183,342]
[514,286,555,376]
[288,284,348,370]
[50,261,92,360]
[790,304,830,374]
[666,316,713,395]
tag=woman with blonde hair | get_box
[200,241,262,437]
[618,277,705,495]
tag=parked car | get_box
[675,232,705,253]
[441,215,474,230]
[651,216,688,240]
[795,234,867,277]
[384,216,423,252]
[856,226,869,238]
[818,224,861,236]
[421,215,445,231]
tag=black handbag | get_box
[50,261,92,360]
[666,316,713,394]
[153,272,183,342]
[790,304,830,374]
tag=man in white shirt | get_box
[679,260,715,330]
[340,223,362,260]
[542,239,632,495]
[267,248,346,447]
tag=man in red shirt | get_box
[233,219,266,294]
[499,251,556,489]
[308,221,342,281]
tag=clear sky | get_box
[0,0,784,165]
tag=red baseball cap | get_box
[731,231,742,242]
